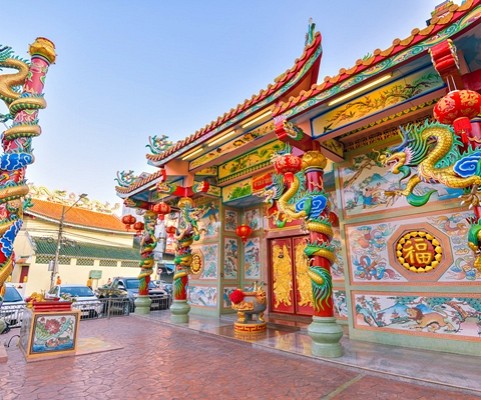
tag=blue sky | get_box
[1,0,447,208]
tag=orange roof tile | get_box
[26,198,128,232]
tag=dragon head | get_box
[379,151,407,175]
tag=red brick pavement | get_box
[0,316,479,400]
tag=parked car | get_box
[47,284,103,319]
[0,283,26,327]
[96,277,171,312]
[153,280,173,296]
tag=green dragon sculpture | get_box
[262,149,335,311]
[381,120,481,271]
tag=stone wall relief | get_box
[340,150,463,218]
[223,238,238,280]
[354,292,481,339]
[187,286,218,308]
[244,237,261,280]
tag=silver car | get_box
[47,284,103,319]
[0,283,26,327]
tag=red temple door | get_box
[268,236,314,316]
[19,265,29,283]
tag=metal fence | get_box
[0,304,24,328]
[0,295,172,328]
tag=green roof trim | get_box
[32,237,140,261]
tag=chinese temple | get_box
[116,1,481,357]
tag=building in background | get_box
[12,186,143,296]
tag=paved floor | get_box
[0,311,480,399]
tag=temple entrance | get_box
[268,236,314,316]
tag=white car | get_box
[0,283,26,327]
[47,284,103,319]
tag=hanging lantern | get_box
[235,224,253,244]
[121,214,136,229]
[433,89,481,127]
[328,211,339,228]
[453,116,472,147]
[151,201,171,220]
[273,153,302,184]
[133,221,144,233]
[165,225,177,238]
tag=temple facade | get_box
[116,1,481,356]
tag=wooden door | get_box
[19,265,29,283]
[268,236,313,316]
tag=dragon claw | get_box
[459,186,481,208]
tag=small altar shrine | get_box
[19,301,81,362]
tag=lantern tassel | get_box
[453,117,472,150]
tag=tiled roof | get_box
[274,0,478,115]
[32,236,139,260]
[26,198,128,233]
[144,32,322,164]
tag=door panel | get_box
[269,238,294,313]
[269,236,313,316]
[293,236,314,316]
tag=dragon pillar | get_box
[134,210,158,314]
[170,197,202,323]
[0,38,56,298]
[265,140,343,357]
[302,150,343,358]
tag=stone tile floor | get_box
[0,311,480,399]
[144,312,481,393]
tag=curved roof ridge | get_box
[145,31,323,164]
[274,0,477,116]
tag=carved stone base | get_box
[170,300,191,323]
[307,316,343,358]
[234,321,267,333]
[134,295,152,315]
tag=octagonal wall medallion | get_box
[388,222,453,282]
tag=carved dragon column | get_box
[302,149,343,358]
[156,180,208,323]
[0,38,56,297]
[268,118,343,357]
[135,210,158,314]
[170,197,200,323]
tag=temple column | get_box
[302,149,343,358]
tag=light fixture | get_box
[241,110,272,129]
[181,147,203,160]
[207,130,236,147]
[327,74,392,106]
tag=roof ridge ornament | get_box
[305,18,316,46]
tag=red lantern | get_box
[273,153,302,184]
[133,221,144,232]
[122,214,136,229]
[151,201,171,220]
[235,224,252,244]
[433,89,481,125]
[165,225,177,238]
[328,211,339,227]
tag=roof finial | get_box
[305,18,316,46]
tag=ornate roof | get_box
[26,198,129,233]
[274,0,480,116]
[144,31,322,165]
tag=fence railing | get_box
[0,294,172,327]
